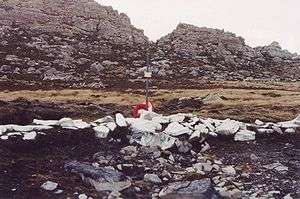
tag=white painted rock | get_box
[73,120,90,129]
[1,135,8,140]
[11,125,53,132]
[23,131,37,140]
[115,113,127,127]
[272,126,283,134]
[59,118,75,128]
[255,119,264,126]
[139,110,161,121]
[215,119,240,135]
[194,124,209,134]
[167,113,187,123]
[0,126,7,135]
[278,121,299,129]
[131,118,162,133]
[78,194,88,199]
[189,130,201,140]
[125,118,138,125]
[234,130,256,141]
[199,119,215,132]
[285,128,296,133]
[106,122,117,131]
[7,132,22,136]
[152,116,170,124]
[33,119,59,126]
[93,126,110,138]
[132,132,177,150]
[257,128,274,134]
[164,122,192,136]
[94,116,114,124]
[41,180,58,191]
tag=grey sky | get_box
[97,0,300,53]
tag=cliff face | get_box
[0,0,148,88]
[154,23,300,81]
[0,2,299,89]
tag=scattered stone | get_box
[222,166,236,176]
[120,146,137,155]
[263,162,288,173]
[65,161,131,192]
[159,178,218,199]
[283,193,294,199]
[200,142,211,153]
[144,173,162,184]
[78,194,88,199]
[41,180,58,191]
[175,140,193,153]
[54,189,63,194]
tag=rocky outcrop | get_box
[0,0,148,88]
[0,1,299,88]
[153,23,300,81]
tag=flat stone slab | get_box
[159,178,219,199]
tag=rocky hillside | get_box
[154,23,300,81]
[0,0,148,89]
[0,1,299,89]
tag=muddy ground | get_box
[0,128,299,199]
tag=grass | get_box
[0,81,299,122]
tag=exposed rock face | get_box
[0,0,148,88]
[154,23,300,81]
[0,1,299,88]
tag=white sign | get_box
[144,71,152,78]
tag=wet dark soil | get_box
[209,134,300,198]
[0,127,299,199]
[0,99,128,125]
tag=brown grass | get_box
[0,82,299,122]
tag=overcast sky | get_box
[97,0,300,53]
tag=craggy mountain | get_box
[0,1,299,89]
[154,23,300,81]
[0,0,148,89]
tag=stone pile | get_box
[90,111,300,151]
[1,112,299,146]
